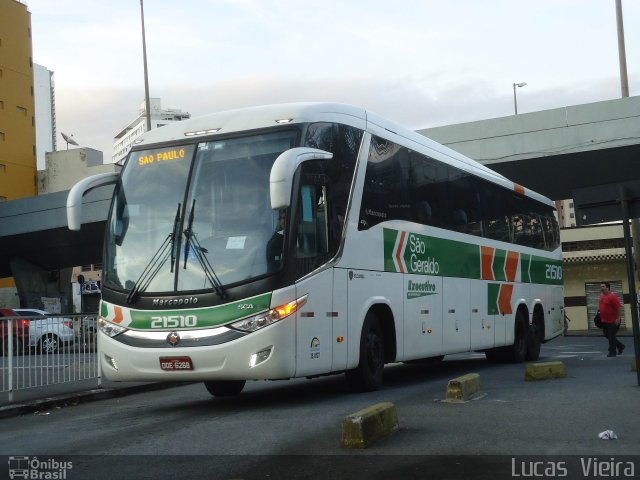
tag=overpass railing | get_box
[1,313,100,404]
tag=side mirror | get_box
[67,172,119,231]
[269,148,333,209]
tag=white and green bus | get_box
[67,103,563,396]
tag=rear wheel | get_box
[525,323,541,361]
[505,310,528,363]
[345,312,385,392]
[204,380,246,397]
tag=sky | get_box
[24,0,640,162]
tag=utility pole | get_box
[140,0,152,132]
[615,1,639,288]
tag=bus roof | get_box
[133,102,554,207]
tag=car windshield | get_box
[104,130,298,294]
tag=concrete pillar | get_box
[9,257,74,313]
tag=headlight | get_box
[98,317,128,337]
[231,295,308,333]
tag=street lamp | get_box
[513,82,527,115]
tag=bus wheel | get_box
[345,312,384,392]
[525,323,541,361]
[204,380,246,397]
[505,310,528,363]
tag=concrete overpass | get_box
[0,186,113,307]
[0,96,638,307]
[418,95,640,201]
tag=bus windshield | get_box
[104,130,298,293]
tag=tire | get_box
[39,334,61,354]
[204,380,246,397]
[2,338,24,356]
[345,312,385,392]
[525,323,541,361]
[505,310,528,363]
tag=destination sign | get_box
[137,148,188,166]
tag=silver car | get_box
[12,308,75,354]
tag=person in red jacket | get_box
[599,282,625,357]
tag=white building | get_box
[37,148,117,194]
[556,199,577,228]
[112,98,190,163]
[33,64,56,170]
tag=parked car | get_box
[12,308,75,354]
[78,315,98,350]
[0,308,30,355]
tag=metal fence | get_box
[1,313,100,404]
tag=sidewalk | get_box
[0,379,191,419]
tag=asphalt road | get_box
[0,335,638,480]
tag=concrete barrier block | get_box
[446,373,481,401]
[341,402,398,449]
[525,361,567,381]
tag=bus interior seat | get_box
[452,209,467,229]
[415,201,432,224]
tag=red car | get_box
[0,308,30,355]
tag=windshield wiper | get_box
[126,203,181,305]
[183,200,228,300]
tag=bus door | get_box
[292,182,335,377]
[403,274,443,359]
[442,277,471,353]
[295,269,334,377]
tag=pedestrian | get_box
[598,282,625,357]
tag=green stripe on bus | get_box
[383,228,399,272]
[521,254,532,283]
[487,283,501,315]
[383,227,562,285]
[103,293,272,330]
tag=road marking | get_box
[559,351,601,354]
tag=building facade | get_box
[0,0,37,203]
[111,98,190,163]
[556,199,577,228]
[33,63,56,170]
[0,0,37,292]
[562,223,634,331]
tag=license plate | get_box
[159,357,193,371]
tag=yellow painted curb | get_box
[446,373,481,401]
[632,357,637,372]
[341,402,398,449]
[525,361,567,381]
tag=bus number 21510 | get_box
[150,315,197,329]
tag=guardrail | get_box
[1,313,100,404]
